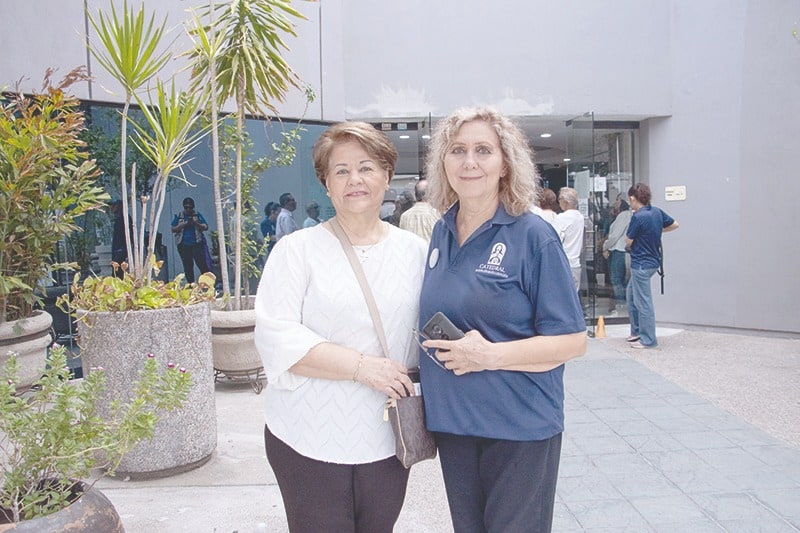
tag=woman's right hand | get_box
[356,356,414,399]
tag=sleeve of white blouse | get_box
[254,235,327,390]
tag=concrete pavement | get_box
[96,325,800,532]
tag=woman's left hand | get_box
[422,330,496,375]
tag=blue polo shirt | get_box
[626,205,674,270]
[418,203,585,441]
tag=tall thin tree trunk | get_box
[233,77,244,311]
[208,0,230,302]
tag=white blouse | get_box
[254,223,427,464]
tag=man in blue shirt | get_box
[625,183,679,348]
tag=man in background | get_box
[400,179,440,241]
[303,201,323,228]
[555,187,584,292]
[275,192,298,242]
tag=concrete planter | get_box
[77,303,216,479]
[210,297,265,393]
[0,310,52,392]
[0,481,123,532]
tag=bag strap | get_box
[329,217,390,358]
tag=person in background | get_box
[388,189,415,226]
[530,187,559,228]
[419,106,586,533]
[261,201,278,239]
[379,189,397,221]
[625,182,679,349]
[171,197,211,283]
[602,195,632,315]
[302,201,323,228]
[399,178,440,241]
[556,187,584,292]
[254,121,427,532]
[275,192,298,242]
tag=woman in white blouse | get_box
[254,122,427,532]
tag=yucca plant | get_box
[88,0,171,281]
[188,0,306,309]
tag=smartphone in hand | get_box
[421,312,465,342]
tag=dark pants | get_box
[436,431,562,533]
[176,243,209,283]
[264,425,410,533]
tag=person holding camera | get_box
[171,196,211,283]
[418,107,587,533]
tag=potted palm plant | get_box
[186,0,311,391]
[59,0,217,478]
[0,344,191,529]
[0,68,108,391]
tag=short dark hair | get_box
[264,201,276,216]
[279,193,295,207]
[628,183,651,206]
[182,197,195,208]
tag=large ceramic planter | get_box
[211,297,265,393]
[0,310,52,392]
[77,303,216,479]
[0,481,123,532]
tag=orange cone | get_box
[595,315,606,338]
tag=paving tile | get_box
[694,447,769,473]
[717,518,799,532]
[565,406,604,424]
[552,501,583,532]
[606,471,684,499]
[689,492,781,522]
[569,420,616,438]
[623,433,686,452]
[592,406,647,423]
[652,521,725,532]
[559,454,596,478]
[669,430,737,450]
[751,488,800,519]
[659,466,737,494]
[592,452,660,477]
[630,494,709,523]
[723,469,799,491]
[743,445,800,467]
[566,498,650,529]
[663,391,711,406]
[557,470,622,502]
[573,434,637,456]
[651,415,710,433]
[634,404,689,420]
[605,418,663,437]
[719,428,783,447]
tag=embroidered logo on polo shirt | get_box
[476,242,508,278]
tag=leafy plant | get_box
[59,270,216,313]
[217,119,305,294]
[188,0,307,309]
[0,67,109,323]
[0,344,192,523]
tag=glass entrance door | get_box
[565,113,596,332]
[566,114,639,334]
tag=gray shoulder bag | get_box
[329,218,436,468]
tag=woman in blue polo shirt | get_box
[419,107,587,533]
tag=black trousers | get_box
[264,425,410,533]
[436,431,562,533]
[176,243,209,283]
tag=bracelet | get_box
[352,354,364,382]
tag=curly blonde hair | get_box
[424,107,540,217]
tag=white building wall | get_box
[2,0,798,334]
